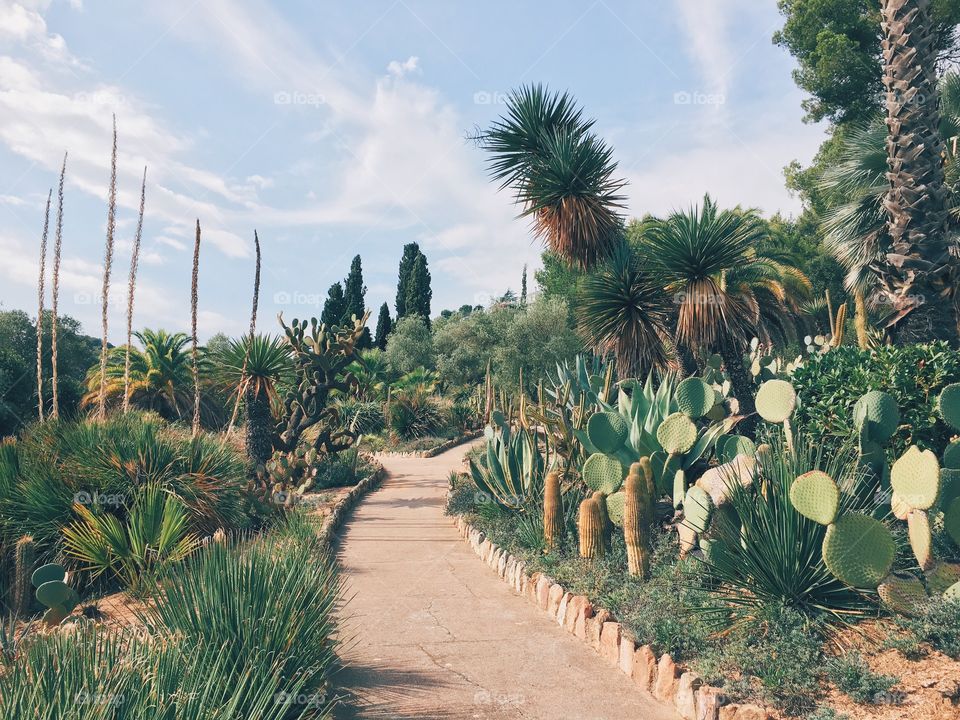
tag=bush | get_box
[896,596,960,659]
[791,343,960,455]
[384,315,434,375]
[313,448,370,489]
[386,390,444,440]
[337,399,385,435]
[827,652,898,704]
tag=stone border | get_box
[316,463,386,547]
[378,430,482,458]
[452,517,773,720]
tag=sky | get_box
[0,0,828,343]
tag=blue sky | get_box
[0,0,827,342]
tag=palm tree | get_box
[212,334,292,466]
[575,244,673,377]
[642,195,811,423]
[83,329,195,420]
[876,0,957,342]
[349,349,393,400]
[477,84,627,269]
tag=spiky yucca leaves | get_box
[386,387,443,440]
[878,0,957,342]
[62,484,200,594]
[213,334,292,467]
[478,84,626,269]
[147,520,342,696]
[698,433,874,628]
[576,244,673,377]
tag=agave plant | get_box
[469,422,545,510]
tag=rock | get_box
[588,608,611,650]
[719,704,769,720]
[573,598,594,639]
[675,672,702,720]
[535,576,552,611]
[618,635,635,675]
[632,645,657,692]
[547,584,565,617]
[600,622,621,665]
[564,595,591,634]
[696,455,757,506]
[556,592,573,626]
[513,562,525,593]
[696,686,724,720]
[497,553,507,578]
[654,654,679,702]
[505,556,516,583]
[480,539,492,562]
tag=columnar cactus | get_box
[543,470,564,550]
[592,490,612,549]
[623,461,653,577]
[578,496,605,559]
[11,535,35,619]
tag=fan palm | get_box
[212,334,292,467]
[83,329,197,421]
[643,196,811,421]
[477,84,627,269]
[575,244,673,377]
[348,349,393,400]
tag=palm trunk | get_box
[718,340,757,437]
[124,168,147,414]
[879,0,957,344]
[191,219,201,437]
[36,190,51,421]
[98,116,118,420]
[51,153,66,419]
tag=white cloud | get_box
[387,56,419,78]
[673,0,735,100]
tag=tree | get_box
[343,254,372,348]
[384,315,434,375]
[395,242,421,318]
[404,253,432,325]
[520,264,528,305]
[321,282,347,327]
[876,0,958,342]
[374,302,392,350]
[773,0,960,125]
[477,85,626,269]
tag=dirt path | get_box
[332,443,679,720]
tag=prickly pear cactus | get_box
[937,383,960,432]
[789,471,840,526]
[582,453,624,495]
[606,491,625,527]
[676,377,715,419]
[682,486,714,533]
[31,563,79,627]
[890,445,940,510]
[878,572,929,616]
[755,379,797,424]
[716,435,756,464]
[822,513,896,589]
[853,391,900,442]
[656,413,697,455]
[586,411,629,454]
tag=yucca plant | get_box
[697,432,875,628]
[386,388,443,439]
[469,422,545,510]
[62,484,200,594]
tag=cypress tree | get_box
[374,302,392,350]
[321,281,347,327]
[395,242,420,318]
[343,254,371,347]
[404,253,432,326]
[520,264,528,305]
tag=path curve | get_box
[333,443,679,720]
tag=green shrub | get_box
[386,390,444,439]
[896,596,960,659]
[313,448,369,490]
[791,343,960,455]
[338,400,385,435]
[827,652,898,704]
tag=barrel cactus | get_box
[578,496,605,559]
[543,470,564,550]
[623,461,654,577]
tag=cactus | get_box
[593,490,612,549]
[31,563,79,626]
[682,486,714,533]
[657,412,698,506]
[606,491,625,527]
[789,471,840,526]
[822,513,896,589]
[878,572,929,616]
[675,377,714,419]
[623,461,653,577]
[586,411,629,453]
[716,435,756,464]
[578,496,605,559]
[543,470,564,550]
[944,497,960,546]
[937,383,960,431]
[581,452,624,495]
[755,379,797,451]
[11,536,35,619]
[907,510,934,571]
[943,440,960,470]
[853,390,900,443]
[890,445,940,510]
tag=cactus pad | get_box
[789,471,840,526]
[717,435,756,463]
[582,453,624,495]
[890,445,941,511]
[946,581,960,601]
[587,411,629,454]
[657,412,697,454]
[857,440,886,472]
[943,440,960,470]
[35,580,78,610]
[31,563,66,589]
[676,377,715,419]
[755,379,797,423]
[891,492,912,521]
[878,572,929,616]
[683,486,714,532]
[606,491,625,527]
[926,562,960,595]
[940,469,960,511]
[822,514,896,589]
[945,497,960,546]
[853,391,900,442]
[937,383,960,431]
[907,510,934,570]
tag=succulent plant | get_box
[623,461,654,577]
[543,470,564,550]
[716,434,756,464]
[675,377,715,419]
[31,563,79,626]
[755,379,797,450]
[581,451,624,495]
[578,496,604,559]
[937,383,960,432]
[789,471,840,526]
[853,390,900,443]
[11,536,35,619]
[469,422,545,509]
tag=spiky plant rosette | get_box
[694,431,877,628]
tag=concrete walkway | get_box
[332,443,679,720]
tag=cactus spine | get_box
[12,536,35,618]
[624,461,653,578]
[578,496,605,559]
[543,470,564,549]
